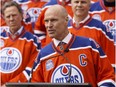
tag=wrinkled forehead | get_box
[3,6,20,17]
[45,9,59,17]
[45,8,64,19]
[4,6,18,13]
[44,11,60,21]
[45,5,68,20]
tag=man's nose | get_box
[47,21,53,28]
[9,15,14,20]
[77,2,82,6]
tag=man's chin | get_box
[10,27,16,30]
[49,35,55,38]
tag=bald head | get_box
[45,5,68,19]
[44,5,69,40]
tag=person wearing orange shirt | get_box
[34,0,73,47]
[68,0,115,72]
[0,1,41,86]
[0,0,34,34]
[90,0,116,77]
[21,0,48,31]
[89,0,115,45]
[31,5,115,87]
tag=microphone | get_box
[28,61,37,82]
[60,51,72,83]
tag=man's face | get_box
[3,6,23,34]
[71,0,90,17]
[44,10,67,40]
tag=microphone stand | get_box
[61,51,72,83]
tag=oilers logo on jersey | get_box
[0,47,22,73]
[103,20,116,35]
[25,8,41,23]
[51,64,84,83]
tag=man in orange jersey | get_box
[0,1,41,86]
[69,0,115,72]
[90,0,116,78]
[0,0,34,34]
[34,0,73,47]
[31,5,115,87]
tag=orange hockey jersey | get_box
[68,15,115,69]
[31,34,115,87]
[89,0,115,45]
[41,15,115,68]
[0,27,41,85]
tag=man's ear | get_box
[65,16,69,22]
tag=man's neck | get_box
[9,26,22,35]
[74,14,88,25]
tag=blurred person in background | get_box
[89,0,116,73]
[21,0,48,33]
[68,0,115,73]
[89,0,116,45]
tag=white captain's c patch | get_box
[51,64,84,83]
[0,47,22,73]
